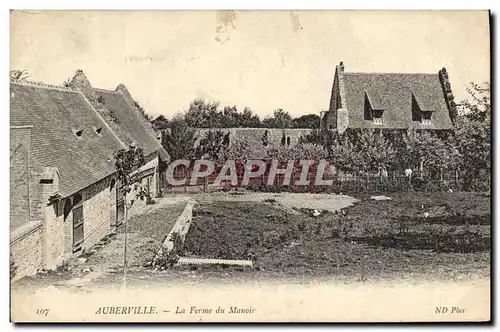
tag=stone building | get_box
[10,81,125,279]
[68,70,169,198]
[10,73,168,280]
[320,62,457,133]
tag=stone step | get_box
[177,257,253,267]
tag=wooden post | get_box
[184,169,187,193]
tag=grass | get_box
[183,192,490,279]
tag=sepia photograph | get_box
[8,9,491,323]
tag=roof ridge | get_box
[93,87,121,94]
[345,72,438,76]
[10,79,77,92]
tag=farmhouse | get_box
[10,73,167,279]
[68,70,169,198]
[320,62,457,133]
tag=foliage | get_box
[197,130,230,161]
[266,142,327,162]
[453,81,491,190]
[133,100,152,120]
[151,115,169,131]
[10,69,30,81]
[184,98,222,128]
[161,117,198,162]
[113,144,146,193]
[292,114,321,129]
[262,109,293,128]
[217,136,253,163]
[299,129,324,146]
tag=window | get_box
[422,111,432,125]
[72,128,83,139]
[372,110,383,124]
[93,126,103,137]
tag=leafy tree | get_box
[161,117,198,162]
[113,143,145,290]
[292,114,321,129]
[299,129,324,146]
[220,105,239,128]
[10,69,30,81]
[240,107,262,128]
[453,81,491,189]
[262,109,293,128]
[197,130,230,162]
[217,137,253,163]
[356,130,396,174]
[151,115,169,131]
[113,144,146,194]
[184,98,221,128]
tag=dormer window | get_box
[422,111,432,125]
[93,126,103,137]
[72,128,83,139]
[372,110,383,125]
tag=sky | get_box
[10,10,490,119]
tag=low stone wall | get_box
[162,201,195,252]
[10,220,43,280]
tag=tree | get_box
[161,117,198,162]
[184,98,221,128]
[151,115,169,131]
[217,136,253,163]
[292,114,321,129]
[197,130,230,162]
[355,130,396,175]
[10,69,30,81]
[113,143,145,291]
[240,107,262,128]
[262,109,293,128]
[299,129,324,146]
[453,81,491,189]
[220,105,239,128]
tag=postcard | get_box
[9,10,491,323]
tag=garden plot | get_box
[181,192,490,280]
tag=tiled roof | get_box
[92,88,169,161]
[10,125,32,228]
[10,82,125,197]
[343,73,453,130]
[195,128,313,158]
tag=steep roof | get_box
[10,81,125,197]
[92,87,169,161]
[10,125,32,227]
[343,73,453,130]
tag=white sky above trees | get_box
[10,10,490,119]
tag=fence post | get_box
[455,170,459,188]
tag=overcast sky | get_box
[10,10,490,119]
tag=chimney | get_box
[339,61,345,72]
